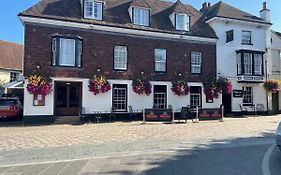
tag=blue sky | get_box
[1,0,280,44]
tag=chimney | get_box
[260,2,270,22]
[200,2,207,13]
[207,2,211,8]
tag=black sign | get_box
[233,90,243,98]
[144,109,172,122]
[198,108,222,121]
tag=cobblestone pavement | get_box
[0,116,279,166]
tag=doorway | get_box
[55,82,82,116]
[222,93,232,113]
[272,92,279,114]
[153,85,167,109]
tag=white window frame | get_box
[84,0,103,20]
[175,13,190,31]
[10,72,19,82]
[133,7,149,26]
[114,46,128,70]
[244,53,252,75]
[243,86,253,105]
[242,30,251,45]
[191,51,202,74]
[254,54,262,75]
[154,49,167,72]
[190,93,201,108]
[154,92,166,109]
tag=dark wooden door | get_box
[222,93,232,113]
[55,82,82,116]
[272,92,279,114]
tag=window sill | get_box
[155,71,166,74]
[52,66,83,70]
[241,43,253,45]
[114,69,127,72]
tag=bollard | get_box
[142,109,145,124]
[172,109,175,124]
[220,105,224,122]
[195,106,199,123]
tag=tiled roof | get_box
[203,1,270,25]
[272,30,281,39]
[0,40,23,71]
[19,0,217,39]
[130,0,150,8]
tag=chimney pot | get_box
[263,2,267,10]
[202,2,207,8]
[208,2,211,7]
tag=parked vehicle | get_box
[0,97,23,120]
[276,122,281,151]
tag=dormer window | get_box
[133,7,149,26]
[84,0,103,20]
[175,13,189,31]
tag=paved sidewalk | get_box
[0,116,279,166]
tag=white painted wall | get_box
[24,78,222,116]
[23,79,54,116]
[207,19,269,112]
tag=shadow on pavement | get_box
[98,132,276,175]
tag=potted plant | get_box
[263,80,281,93]
[203,78,221,101]
[88,75,111,95]
[171,79,190,96]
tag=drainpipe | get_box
[265,60,269,115]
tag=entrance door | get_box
[272,92,279,114]
[55,82,82,116]
[112,84,127,112]
[153,85,167,109]
[222,93,232,113]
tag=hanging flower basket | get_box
[132,77,151,96]
[203,78,222,100]
[203,77,232,100]
[88,75,111,95]
[263,80,281,93]
[217,77,232,95]
[26,74,52,96]
[171,80,190,96]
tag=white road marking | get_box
[262,144,275,175]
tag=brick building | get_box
[19,0,220,123]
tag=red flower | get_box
[171,80,190,96]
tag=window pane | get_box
[243,86,253,104]
[191,51,202,74]
[114,46,127,70]
[254,54,262,75]
[176,14,184,30]
[94,2,102,20]
[85,0,93,18]
[244,53,252,75]
[237,53,242,74]
[133,8,149,26]
[155,49,166,72]
[59,38,76,66]
[242,31,251,44]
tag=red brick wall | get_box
[24,24,216,82]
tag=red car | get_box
[0,97,23,120]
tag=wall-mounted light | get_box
[36,65,41,69]
[141,71,145,75]
[97,67,101,72]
